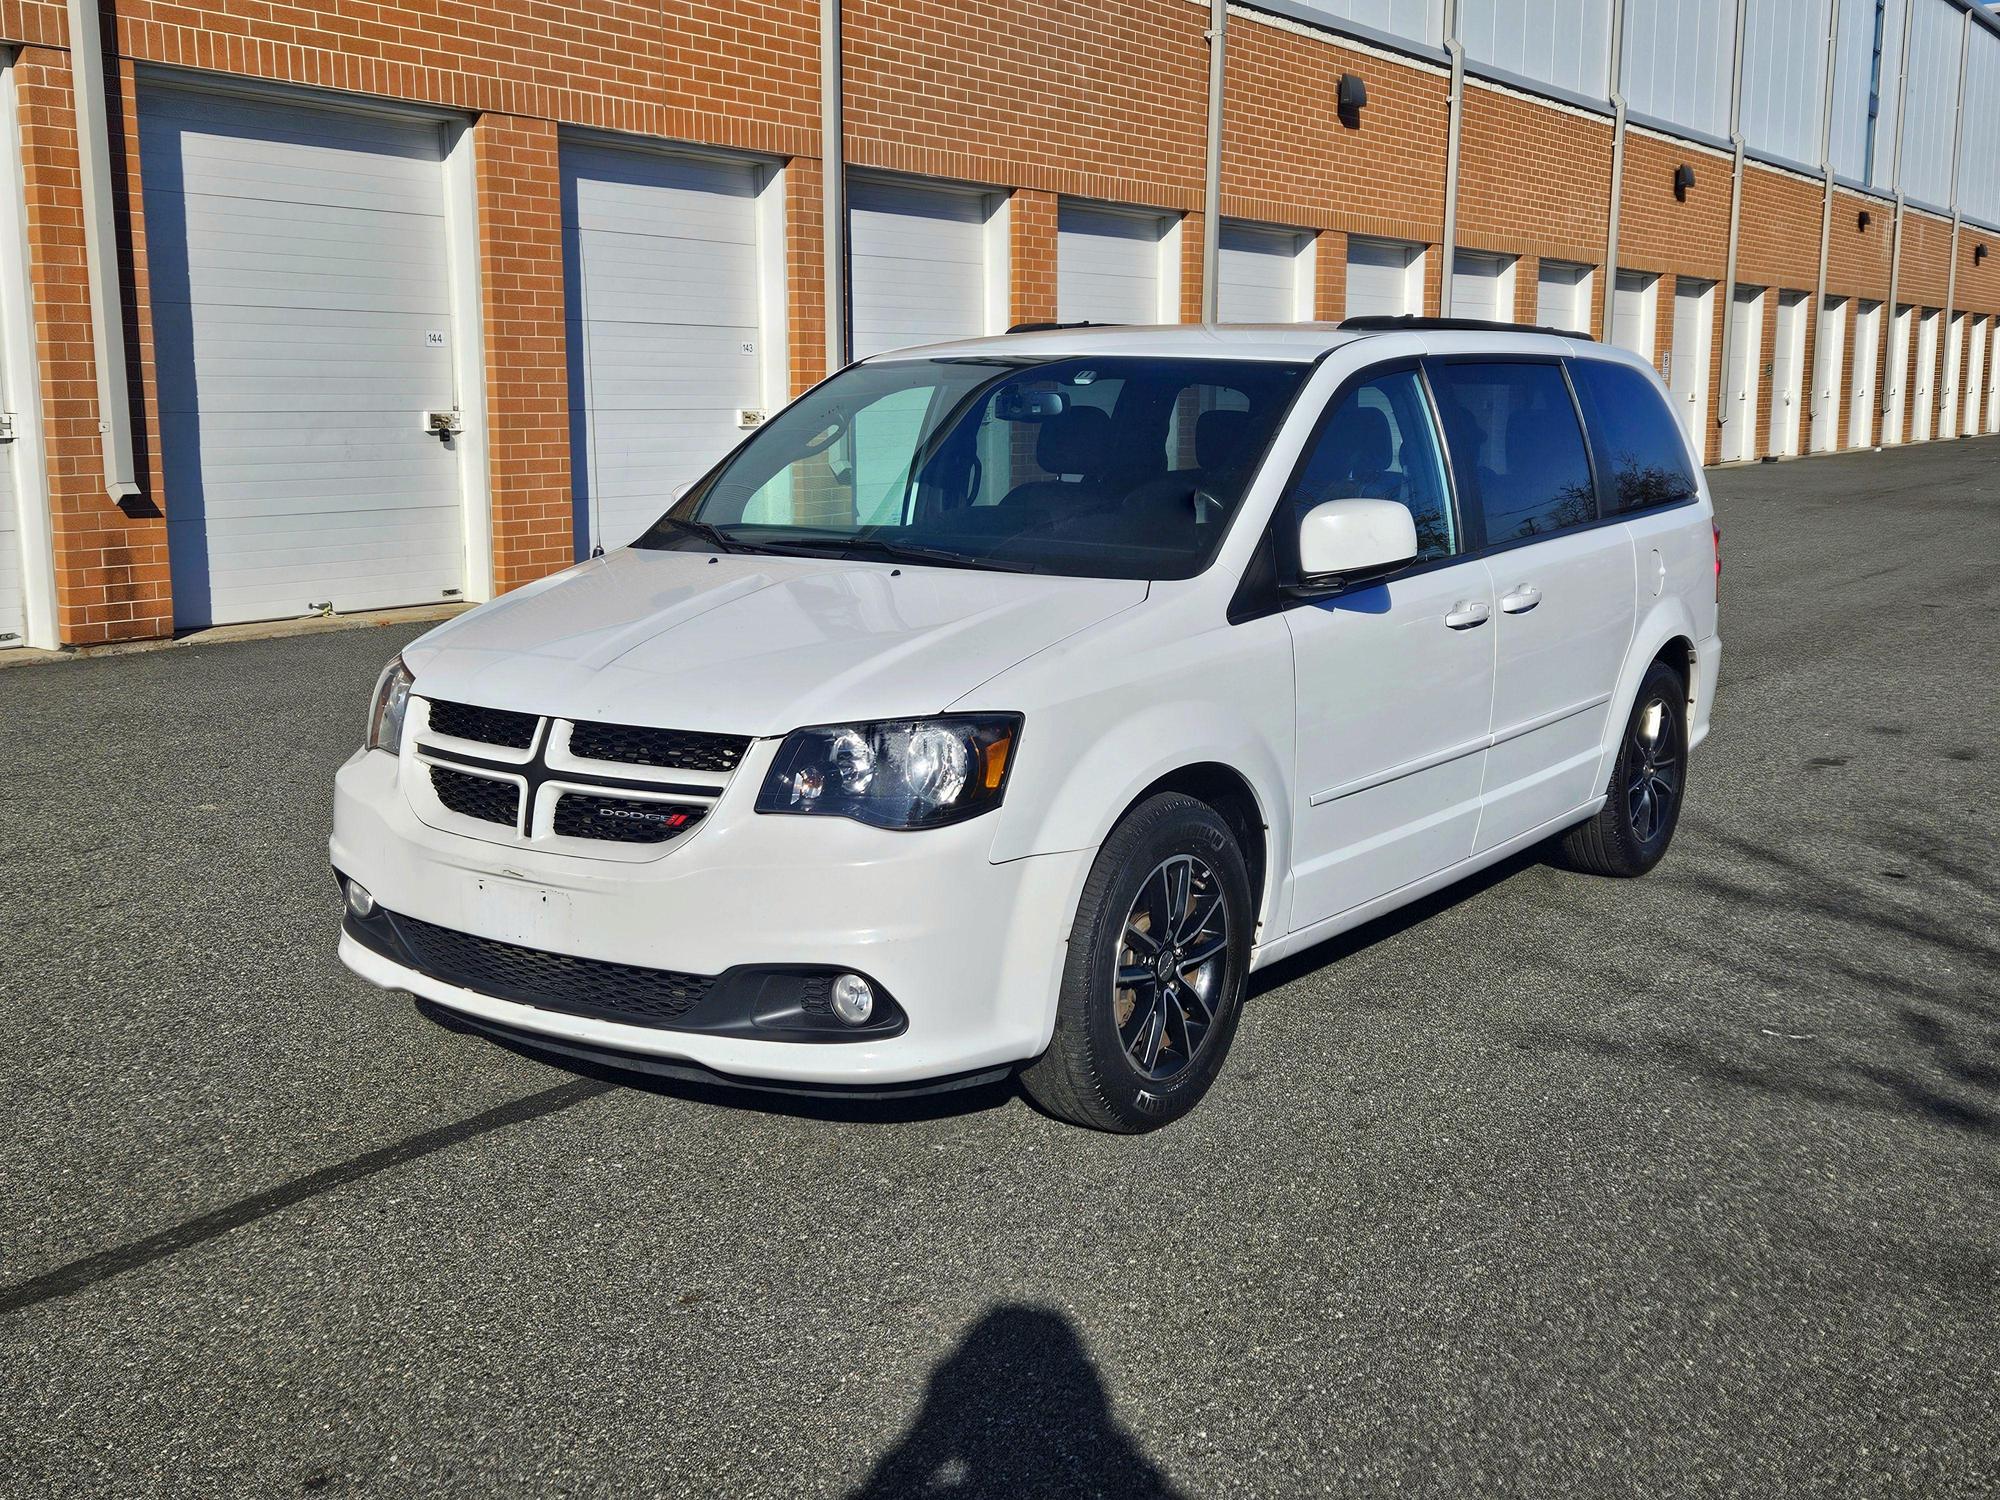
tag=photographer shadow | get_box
[849,1304,1186,1500]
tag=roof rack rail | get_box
[1338,315,1592,339]
[1005,319,1116,334]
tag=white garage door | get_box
[564,144,770,555]
[1058,204,1174,324]
[849,177,996,359]
[1218,223,1309,323]
[0,309,20,646]
[1451,251,1514,322]
[142,86,466,628]
[1535,260,1590,333]
[1345,236,1423,318]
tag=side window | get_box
[1568,359,1700,514]
[1427,361,1598,545]
[1292,369,1457,561]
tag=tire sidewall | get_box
[1615,664,1689,872]
[1070,798,1253,1130]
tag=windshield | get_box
[636,355,1311,580]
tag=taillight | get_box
[1712,520,1722,601]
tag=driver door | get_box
[1283,364,1497,933]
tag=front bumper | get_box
[331,747,1091,1087]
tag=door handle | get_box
[1444,600,1491,630]
[1498,586,1541,615]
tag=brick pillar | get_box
[1009,188,1057,325]
[785,154,825,395]
[1422,244,1444,317]
[1512,257,1539,325]
[1313,230,1345,320]
[17,47,170,644]
[473,113,573,593]
[1752,295,1775,458]
[1179,210,1204,323]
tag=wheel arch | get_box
[1594,601,1701,792]
[1123,762,1271,935]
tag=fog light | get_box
[830,973,874,1026]
[344,879,376,919]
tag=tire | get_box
[1020,793,1254,1132]
[1558,660,1689,878]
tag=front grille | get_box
[390,911,715,1025]
[428,699,539,750]
[553,793,709,844]
[569,720,749,773]
[430,765,521,828]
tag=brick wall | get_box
[2,0,1996,644]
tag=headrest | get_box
[1035,405,1112,476]
[1327,402,1393,476]
[1195,409,1253,470]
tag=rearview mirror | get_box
[1295,498,1418,591]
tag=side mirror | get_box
[1294,498,1418,592]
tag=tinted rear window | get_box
[1569,359,1700,514]
[1427,361,1598,544]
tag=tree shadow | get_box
[848,1304,1186,1500]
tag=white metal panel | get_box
[1898,0,1963,208]
[1966,317,1988,435]
[1723,286,1763,462]
[1671,277,1715,455]
[1849,299,1881,446]
[1283,0,1445,48]
[1772,290,1807,456]
[1940,313,1963,439]
[0,199,18,643]
[1831,0,1906,184]
[1740,0,1830,166]
[1535,259,1592,332]
[1057,204,1174,324]
[1622,0,1737,140]
[564,143,768,555]
[1451,251,1514,322]
[849,176,995,359]
[1461,0,1613,99]
[1963,28,2000,225]
[1812,296,1848,452]
[1988,318,2000,433]
[1218,222,1309,323]
[141,86,464,628]
[1613,270,1660,361]
[1912,307,1939,440]
[1344,236,1425,317]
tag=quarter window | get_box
[1292,369,1457,561]
[1568,359,1701,514]
[1427,361,1597,544]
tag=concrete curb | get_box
[0,604,470,670]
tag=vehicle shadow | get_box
[846,1303,1187,1499]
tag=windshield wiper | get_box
[758,533,1041,574]
[655,516,759,553]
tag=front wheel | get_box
[1020,793,1253,1132]
[1558,661,1689,877]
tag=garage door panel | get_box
[565,144,772,555]
[1059,205,1169,325]
[1346,238,1422,318]
[1219,224,1301,323]
[849,177,992,358]
[143,86,466,627]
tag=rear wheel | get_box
[1558,661,1689,877]
[1020,793,1253,1132]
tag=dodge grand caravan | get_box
[334,319,1721,1132]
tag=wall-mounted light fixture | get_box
[1977,243,1989,266]
[1337,73,1367,128]
[1858,209,1872,231]
[1673,164,1695,202]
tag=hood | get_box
[402,548,1148,736]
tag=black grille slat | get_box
[553,793,709,844]
[428,699,540,750]
[430,766,521,828]
[569,720,749,773]
[390,912,714,1025]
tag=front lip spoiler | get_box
[416,999,1017,1102]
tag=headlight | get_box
[756,715,1021,829]
[365,655,414,754]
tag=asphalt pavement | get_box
[2,438,1996,1497]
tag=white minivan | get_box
[335,319,1721,1131]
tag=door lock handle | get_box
[1499,586,1542,615]
[1444,600,1492,630]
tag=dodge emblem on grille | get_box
[601,807,689,826]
